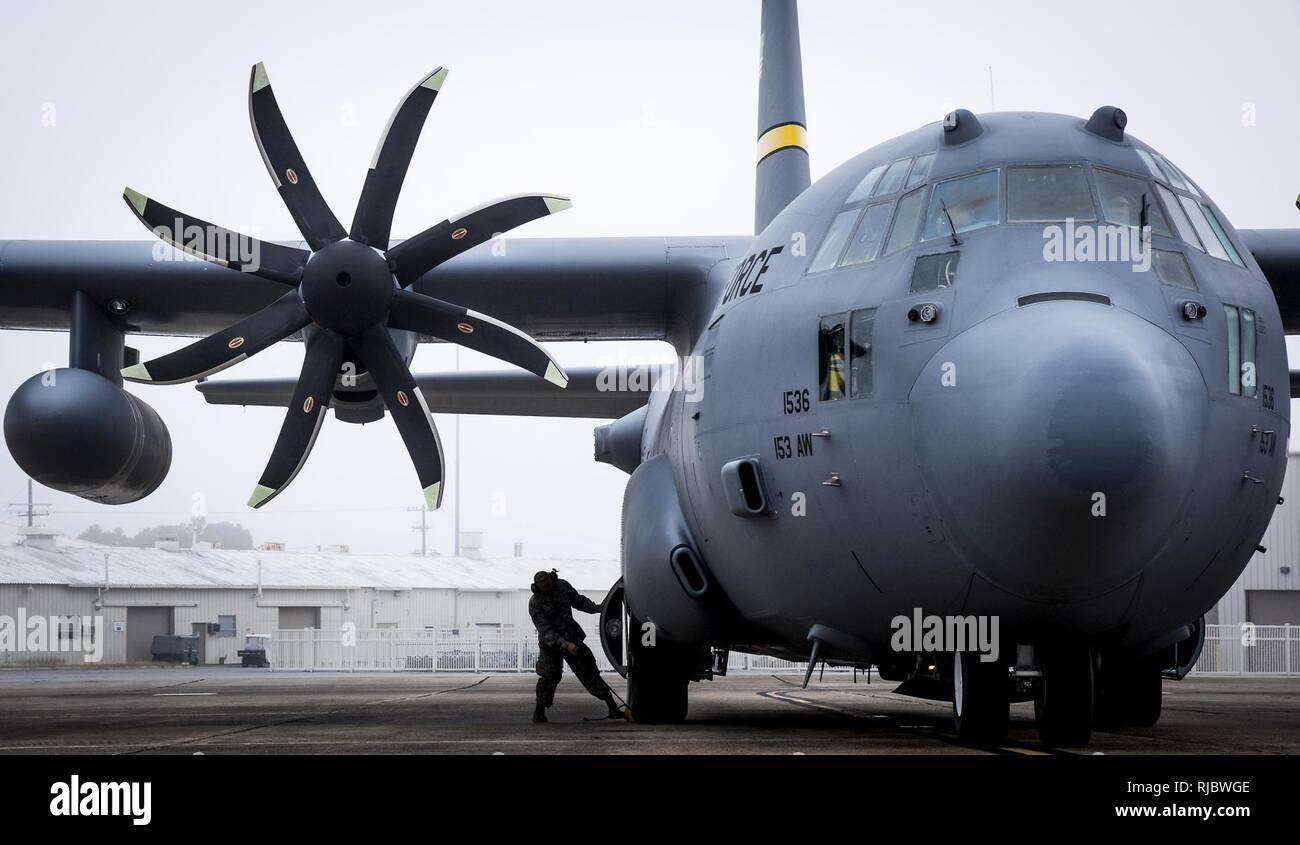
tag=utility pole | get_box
[8,479,52,527]
[454,344,461,557]
[409,505,431,556]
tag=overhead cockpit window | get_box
[846,163,889,204]
[906,153,935,189]
[818,314,848,401]
[849,310,876,399]
[1152,249,1196,289]
[1093,168,1171,236]
[808,209,859,273]
[885,187,927,256]
[1152,152,1201,198]
[1156,184,1204,252]
[874,157,913,197]
[1137,150,1201,197]
[1007,165,1095,222]
[922,169,1000,241]
[841,202,895,266]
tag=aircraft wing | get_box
[0,236,748,350]
[1240,229,1300,332]
[196,366,652,419]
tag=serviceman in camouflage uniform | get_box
[529,569,622,723]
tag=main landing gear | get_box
[950,644,1133,749]
[1034,644,1094,747]
[952,651,1009,746]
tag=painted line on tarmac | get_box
[761,686,1070,757]
[121,676,492,755]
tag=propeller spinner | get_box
[120,64,571,510]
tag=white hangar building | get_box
[0,528,618,666]
[4,453,1300,668]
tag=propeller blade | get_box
[350,67,448,250]
[386,193,572,284]
[350,326,445,509]
[122,289,309,385]
[122,188,308,285]
[248,62,347,249]
[248,329,347,508]
[387,289,567,387]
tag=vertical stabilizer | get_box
[755,0,810,233]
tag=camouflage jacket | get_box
[528,579,599,650]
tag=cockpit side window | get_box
[849,310,876,399]
[1225,304,1242,396]
[923,169,1000,241]
[1140,149,1244,267]
[1196,203,1246,267]
[1156,184,1204,252]
[808,209,860,274]
[885,187,927,256]
[1093,167,1172,237]
[818,310,875,401]
[818,314,848,401]
[1007,165,1095,222]
[1178,194,1231,262]
[841,202,895,266]
[1223,304,1258,398]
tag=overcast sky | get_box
[2,0,1298,558]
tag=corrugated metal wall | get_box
[1214,453,1300,627]
[0,584,609,665]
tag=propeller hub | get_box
[300,239,394,335]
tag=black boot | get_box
[532,704,548,723]
[604,694,624,720]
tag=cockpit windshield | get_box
[922,169,999,241]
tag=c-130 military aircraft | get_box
[1,1,1295,746]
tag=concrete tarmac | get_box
[0,667,1297,754]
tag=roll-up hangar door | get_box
[126,607,173,662]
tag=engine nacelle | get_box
[4,368,172,504]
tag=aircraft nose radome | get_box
[908,300,1208,602]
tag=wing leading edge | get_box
[0,236,748,353]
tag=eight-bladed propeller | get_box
[121,63,571,510]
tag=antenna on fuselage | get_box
[754,0,810,234]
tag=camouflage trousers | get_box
[535,642,610,708]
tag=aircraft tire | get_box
[627,635,690,724]
[952,651,1009,746]
[1035,644,1094,747]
